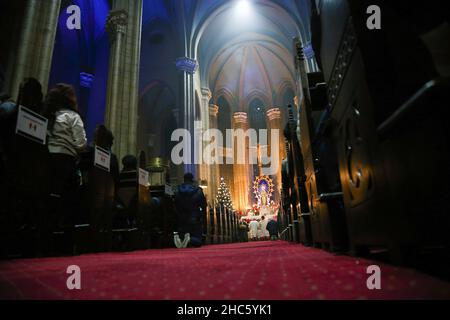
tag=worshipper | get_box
[266,218,279,240]
[115,155,139,228]
[0,77,46,257]
[259,215,269,240]
[78,125,120,250]
[44,84,87,254]
[248,219,259,241]
[174,173,207,248]
[0,78,43,168]
[238,218,249,242]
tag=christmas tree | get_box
[216,177,233,210]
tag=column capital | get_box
[303,43,315,59]
[176,57,198,74]
[106,9,128,40]
[266,108,281,121]
[201,87,212,100]
[233,112,248,124]
[209,104,219,117]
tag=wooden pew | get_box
[212,206,219,244]
[0,130,50,257]
[294,65,349,252]
[113,167,139,252]
[78,147,117,253]
[132,151,152,249]
[315,0,450,262]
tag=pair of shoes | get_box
[174,232,182,248]
[174,232,190,248]
[181,233,190,248]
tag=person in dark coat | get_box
[238,219,249,242]
[174,173,207,248]
[266,218,279,240]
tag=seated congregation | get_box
[0,77,242,258]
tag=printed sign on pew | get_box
[139,168,150,187]
[15,106,48,145]
[94,146,111,172]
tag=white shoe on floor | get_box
[174,233,183,248]
[181,233,190,248]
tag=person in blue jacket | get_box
[174,173,207,248]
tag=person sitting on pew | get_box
[174,173,207,248]
[115,155,138,228]
[119,155,138,188]
[78,125,120,237]
[0,77,46,257]
[93,125,120,189]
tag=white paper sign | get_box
[15,105,48,144]
[138,168,149,187]
[165,184,174,196]
[94,145,111,172]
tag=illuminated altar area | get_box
[240,175,279,221]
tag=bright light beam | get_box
[235,0,252,18]
[236,0,251,13]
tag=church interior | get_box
[0,0,450,300]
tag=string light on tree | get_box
[216,177,233,210]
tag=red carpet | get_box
[1,241,449,300]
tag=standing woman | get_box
[44,84,87,255]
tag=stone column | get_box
[199,87,212,199]
[5,0,61,98]
[208,104,219,201]
[303,42,319,73]
[232,112,250,211]
[294,95,301,144]
[267,108,284,203]
[176,57,198,177]
[105,0,143,163]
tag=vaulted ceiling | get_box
[194,0,311,111]
[140,0,313,111]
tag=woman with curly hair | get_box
[44,84,87,254]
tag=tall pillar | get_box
[200,87,212,200]
[267,108,284,203]
[208,104,219,201]
[176,57,198,177]
[105,0,143,163]
[5,0,61,98]
[232,112,250,211]
[294,95,302,145]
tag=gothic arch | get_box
[138,81,177,160]
[243,90,271,113]
[275,80,295,106]
[214,87,237,109]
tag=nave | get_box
[1,241,449,300]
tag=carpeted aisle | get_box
[0,241,449,300]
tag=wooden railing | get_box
[205,205,240,245]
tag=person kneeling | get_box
[174,173,206,248]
